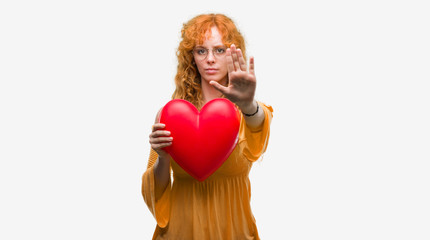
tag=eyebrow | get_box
[195,44,226,48]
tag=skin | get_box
[149,26,265,200]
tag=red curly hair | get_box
[171,13,246,109]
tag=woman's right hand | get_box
[149,123,172,158]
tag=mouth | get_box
[205,68,218,74]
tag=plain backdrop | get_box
[1,0,429,239]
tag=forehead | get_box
[198,26,224,46]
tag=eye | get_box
[215,48,226,54]
[196,48,207,55]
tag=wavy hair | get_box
[171,13,246,109]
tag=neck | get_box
[201,77,227,105]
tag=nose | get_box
[206,51,215,63]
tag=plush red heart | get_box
[159,98,240,181]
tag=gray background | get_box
[1,0,429,239]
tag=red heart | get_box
[159,98,240,181]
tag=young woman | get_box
[142,13,273,239]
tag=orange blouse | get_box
[142,102,273,240]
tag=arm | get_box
[240,100,265,129]
[141,109,172,227]
[148,109,173,201]
[239,102,273,162]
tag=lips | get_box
[205,68,218,74]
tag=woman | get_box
[142,13,273,239]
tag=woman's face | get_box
[193,26,229,85]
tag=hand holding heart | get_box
[210,44,256,110]
[149,112,172,159]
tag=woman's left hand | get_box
[210,44,256,111]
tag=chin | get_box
[203,75,226,84]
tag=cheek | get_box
[195,62,205,74]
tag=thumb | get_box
[209,81,228,94]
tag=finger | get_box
[152,123,166,132]
[210,80,229,94]
[230,44,241,71]
[237,48,247,71]
[150,137,173,144]
[226,48,234,74]
[150,130,171,138]
[249,56,255,75]
[152,142,172,149]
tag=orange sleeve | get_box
[141,148,171,228]
[239,101,273,162]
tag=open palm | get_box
[210,44,256,110]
